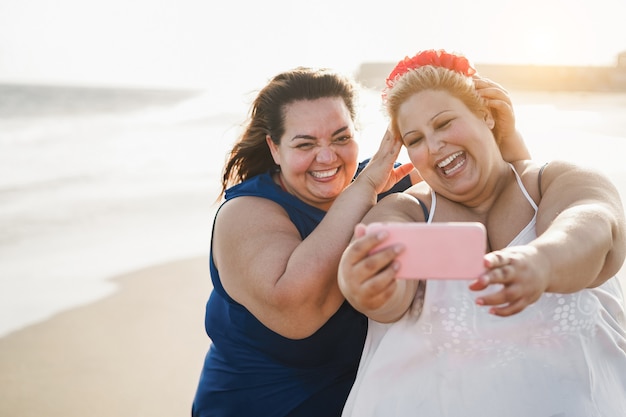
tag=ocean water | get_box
[1,84,626,337]
[0,84,248,337]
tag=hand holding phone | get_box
[365,222,487,280]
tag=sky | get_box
[0,0,625,93]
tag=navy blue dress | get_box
[192,170,412,417]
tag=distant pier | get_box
[356,51,626,92]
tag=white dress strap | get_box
[508,163,538,210]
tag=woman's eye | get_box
[295,142,315,149]
[404,136,423,147]
[437,119,452,129]
[334,135,352,144]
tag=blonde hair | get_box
[384,66,499,142]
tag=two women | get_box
[192,66,527,416]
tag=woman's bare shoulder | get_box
[212,195,300,275]
[514,159,614,195]
[215,196,295,243]
[365,184,432,224]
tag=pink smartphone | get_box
[364,222,487,280]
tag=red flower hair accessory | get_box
[385,49,476,91]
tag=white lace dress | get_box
[342,167,626,417]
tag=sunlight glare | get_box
[523,27,560,65]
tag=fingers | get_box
[360,129,404,192]
[338,228,404,311]
[476,283,537,317]
[475,281,527,317]
[393,162,415,182]
[483,250,511,269]
[477,287,536,317]
[471,249,544,317]
[479,89,513,110]
[468,262,515,291]
[486,298,528,317]
[353,263,401,311]
[340,228,403,287]
[473,76,508,94]
[344,229,402,276]
[366,128,402,170]
[353,223,367,238]
[378,127,403,153]
[360,127,413,194]
[474,77,513,109]
[470,251,512,289]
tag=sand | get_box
[0,256,212,417]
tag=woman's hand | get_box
[474,76,530,161]
[338,224,416,322]
[358,128,416,195]
[469,246,551,316]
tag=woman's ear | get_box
[266,135,281,165]
[482,109,496,130]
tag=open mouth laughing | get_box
[437,151,466,176]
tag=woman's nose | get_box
[316,146,337,163]
[426,134,445,153]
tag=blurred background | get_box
[2,0,626,341]
[1,0,626,415]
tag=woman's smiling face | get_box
[398,89,497,201]
[267,97,359,210]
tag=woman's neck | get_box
[439,161,514,220]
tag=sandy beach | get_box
[0,257,212,417]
